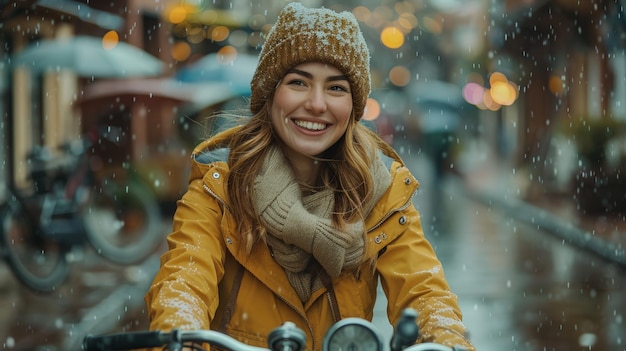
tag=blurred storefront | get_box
[491,0,626,211]
[1,0,190,202]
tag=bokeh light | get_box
[381,26,405,49]
[489,72,508,86]
[490,80,517,106]
[209,25,230,42]
[352,6,372,22]
[462,82,485,105]
[463,71,519,110]
[171,41,192,61]
[389,65,411,87]
[168,5,187,24]
[549,74,565,96]
[397,12,418,31]
[187,27,205,44]
[483,89,501,111]
[363,98,381,121]
[216,46,238,62]
[102,31,119,50]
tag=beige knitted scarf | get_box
[253,145,391,302]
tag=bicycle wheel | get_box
[83,178,163,265]
[0,195,70,292]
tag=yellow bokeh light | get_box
[490,81,516,106]
[210,25,230,42]
[549,74,565,95]
[169,5,187,24]
[102,31,119,50]
[381,26,404,49]
[171,41,191,62]
[489,71,508,86]
[216,46,237,63]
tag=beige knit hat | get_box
[250,2,371,120]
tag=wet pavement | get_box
[419,178,626,351]
[0,239,166,350]
[1,145,626,351]
[379,141,626,351]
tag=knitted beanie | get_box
[250,2,371,120]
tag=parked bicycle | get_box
[83,308,468,351]
[0,126,163,292]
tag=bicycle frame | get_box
[25,139,93,245]
[0,129,164,292]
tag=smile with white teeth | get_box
[294,120,327,131]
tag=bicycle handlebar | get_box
[83,329,462,351]
[82,309,466,351]
[82,330,171,350]
[84,321,305,351]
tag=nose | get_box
[304,87,327,114]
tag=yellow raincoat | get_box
[145,127,475,351]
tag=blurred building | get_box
[490,0,626,209]
[1,0,193,201]
[0,0,290,202]
[2,0,624,211]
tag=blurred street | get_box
[401,141,626,351]
[2,1,625,350]
[0,145,624,351]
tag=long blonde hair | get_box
[226,101,385,252]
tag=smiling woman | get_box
[270,63,354,165]
[144,3,476,351]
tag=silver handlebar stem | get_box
[404,343,455,351]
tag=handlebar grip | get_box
[390,308,420,351]
[83,330,169,350]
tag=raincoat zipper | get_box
[276,294,317,350]
[326,292,339,322]
[202,183,231,213]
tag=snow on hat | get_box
[250,2,371,120]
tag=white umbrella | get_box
[11,36,164,78]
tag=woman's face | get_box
[270,62,353,161]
